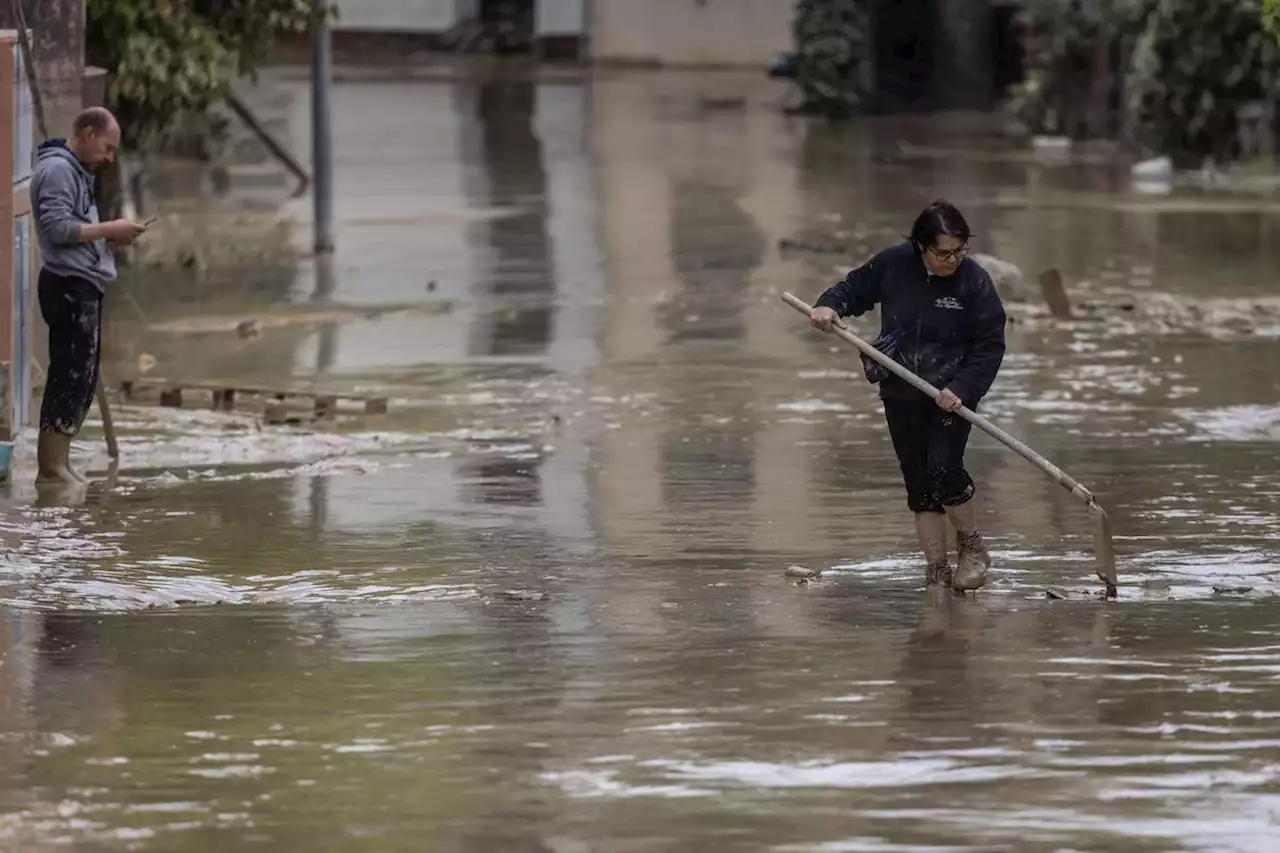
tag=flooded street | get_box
[4,68,1280,851]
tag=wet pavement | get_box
[3,68,1280,851]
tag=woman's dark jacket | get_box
[813,241,1007,407]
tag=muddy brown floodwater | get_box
[3,68,1280,852]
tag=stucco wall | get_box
[333,0,459,33]
[589,0,790,66]
[538,0,587,35]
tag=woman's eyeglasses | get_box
[929,244,968,263]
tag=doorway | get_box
[991,3,1025,101]
[871,0,938,113]
[869,0,1025,113]
[479,0,535,54]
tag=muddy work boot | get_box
[925,560,953,588]
[36,430,79,486]
[952,530,992,591]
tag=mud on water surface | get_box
[2,69,1280,852]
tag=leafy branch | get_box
[85,0,325,149]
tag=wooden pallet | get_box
[119,377,389,423]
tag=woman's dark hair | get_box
[907,199,971,250]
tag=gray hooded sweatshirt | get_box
[31,138,116,290]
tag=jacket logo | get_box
[933,296,963,310]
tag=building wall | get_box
[333,0,459,33]
[333,0,585,36]
[538,0,587,36]
[328,0,786,64]
[589,0,790,66]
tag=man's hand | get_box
[99,218,149,246]
[810,306,839,332]
[936,388,963,412]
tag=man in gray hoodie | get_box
[31,106,148,485]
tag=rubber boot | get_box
[34,479,88,507]
[65,448,89,484]
[36,430,78,486]
[953,530,992,591]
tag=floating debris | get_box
[1038,268,1074,320]
[784,565,822,583]
[1044,587,1115,601]
[496,589,549,603]
[119,378,389,420]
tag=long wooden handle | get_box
[95,382,119,460]
[782,291,1097,507]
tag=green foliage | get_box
[1126,0,1278,166]
[1265,0,1280,38]
[1011,0,1278,166]
[789,0,873,116]
[1006,0,1152,137]
[85,0,321,150]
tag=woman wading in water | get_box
[809,200,1006,591]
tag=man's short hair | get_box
[72,106,115,136]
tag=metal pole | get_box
[311,0,334,253]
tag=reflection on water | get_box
[3,69,1280,852]
[465,77,556,358]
